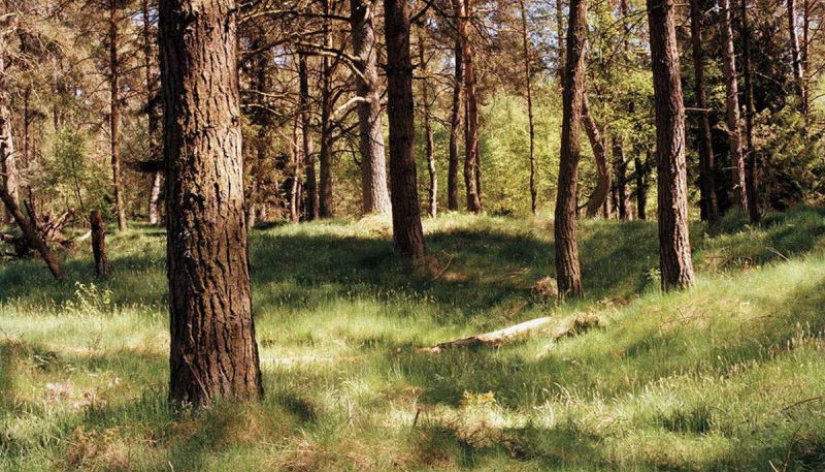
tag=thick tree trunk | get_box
[299,54,318,220]
[742,0,760,223]
[90,211,109,278]
[447,35,463,211]
[351,0,391,215]
[721,0,748,211]
[456,0,482,213]
[109,1,127,231]
[419,39,437,218]
[319,0,335,218]
[159,0,263,407]
[384,0,426,258]
[689,0,719,224]
[554,0,587,298]
[582,95,610,218]
[647,0,696,290]
[519,0,537,214]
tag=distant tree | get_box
[555,0,587,297]
[351,0,391,215]
[689,0,718,224]
[721,0,748,212]
[647,0,696,290]
[160,0,263,406]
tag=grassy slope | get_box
[1,208,825,471]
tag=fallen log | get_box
[421,313,601,353]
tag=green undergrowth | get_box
[1,207,825,471]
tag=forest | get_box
[1,0,825,470]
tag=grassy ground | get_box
[1,208,825,471]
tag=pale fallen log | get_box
[421,313,601,354]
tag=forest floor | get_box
[1,208,825,471]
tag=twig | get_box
[767,247,791,262]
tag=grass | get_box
[1,207,825,471]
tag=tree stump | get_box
[90,211,108,278]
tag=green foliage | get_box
[35,127,109,215]
[478,86,562,216]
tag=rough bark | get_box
[447,34,463,211]
[384,0,426,258]
[554,0,587,298]
[721,0,748,211]
[582,95,610,218]
[299,54,319,220]
[741,0,759,223]
[647,0,696,290]
[159,0,263,407]
[351,0,391,215]
[90,211,109,278]
[455,0,482,213]
[109,1,127,231]
[519,0,537,214]
[419,38,437,218]
[689,0,719,224]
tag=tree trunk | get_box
[319,0,335,218]
[299,54,318,220]
[519,0,537,214]
[149,173,162,225]
[109,1,127,231]
[0,56,17,225]
[741,0,760,223]
[384,0,426,258]
[447,34,463,211]
[289,111,302,223]
[788,0,806,109]
[613,139,632,220]
[159,0,263,407]
[351,0,391,215]
[91,211,109,278]
[582,95,610,218]
[647,0,696,290]
[556,0,565,84]
[554,0,587,298]
[419,38,437,218]
[721,0,748,211]
[456,0,482,213]
[689,0,719,224]
[0,187,66,280]
[144,0,162,226]
[635,155,649,220]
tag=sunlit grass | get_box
[1,207,825,471]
